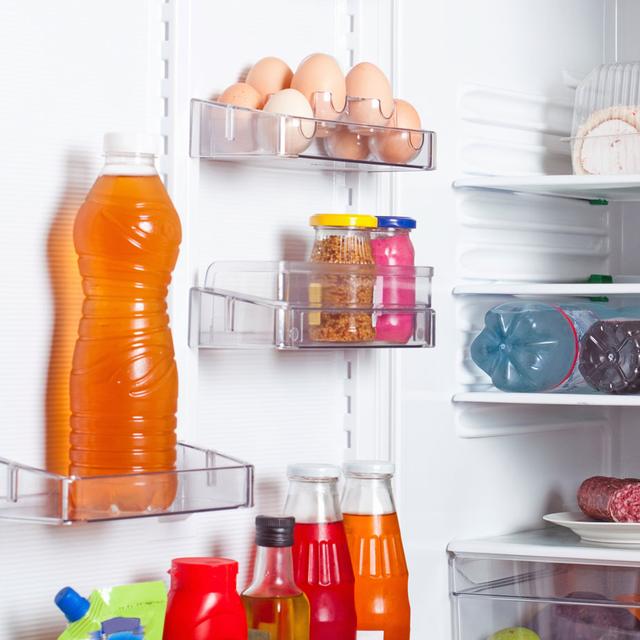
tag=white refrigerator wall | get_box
[0,1,637,640]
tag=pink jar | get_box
[371,216,416,344]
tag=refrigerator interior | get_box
[1,0,640,639]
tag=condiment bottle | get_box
[241,516,310,639]
[308,213,377,343]
[342,461,410,640]
[163,558,247,640]
[371,216,416,344]
[283,464,357,640]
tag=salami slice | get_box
[610,483,640,522]
[577,476,640,522]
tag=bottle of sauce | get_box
[163,558,247,640]
[241,516,310,639]
[70,132,181,516]
[371,216,416,344]
[342,461,410,640]
[283,464,357,640]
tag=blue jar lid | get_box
[55,587,90,623]
[376,216,416,229]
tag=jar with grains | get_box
[308,213,377,343]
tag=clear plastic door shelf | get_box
[190,261,435,350]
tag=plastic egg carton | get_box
[189,98,436,172]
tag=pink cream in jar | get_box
[371,216,416,343]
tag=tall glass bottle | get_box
[241,516,310,640]
[283,464,356,640]
[342,461,410,640]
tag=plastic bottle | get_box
[470,302,600,393]
[579,320,640,393]
[91,617,145,639]
[341,461,410,640]
[163,558,247,640]
[241,516,310,640]
[371,216,416,344]
[283,464,356,640]
[70,132,181,515]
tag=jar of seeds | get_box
[308,213,377,343]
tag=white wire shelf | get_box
[453,174,640,203]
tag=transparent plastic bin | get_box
[190,99,436,172]
[570,63,640,175]
[0,443,254,525]
[450,545,640,640]
[189,260,435,349]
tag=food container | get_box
[309,213,377,343]
[371,216,417,344]
[571,62,640,175]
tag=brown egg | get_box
[345,62,394,126]
[217,82,264,109]
[291,53,346,117]
[371,99,423,164]
[325,128,370,161]
[246,57,293,98]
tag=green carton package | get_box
[55,581,166,640]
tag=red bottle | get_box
[163,558,247,640]
[283,464,357,640]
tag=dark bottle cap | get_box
[255,515,295,547]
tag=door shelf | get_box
[190,99,436,172]
[453,174,640,203]
[0,443,254,525]
[189,261,435,350]
[453,391,640,407]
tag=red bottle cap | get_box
[169,558,238,591]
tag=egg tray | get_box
[190,99,436,172]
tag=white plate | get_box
[544,511,640,547]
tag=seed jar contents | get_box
[308,214,377,343]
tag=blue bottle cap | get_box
[55,586,90,623]
[376,216,416,229]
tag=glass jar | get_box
[283,464,357,640]
[341,461,410,640]
[308,213,377,343]
[371,216,417,344]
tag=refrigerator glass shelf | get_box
[453,277,640,297]
[0,443,254,525]
[190,260,435,350]
[450,528,640,640]
[453,391,640,407]
[453,174,640,203]
[190,99,436,172]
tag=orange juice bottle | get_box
[341,461,410,640]
[69,132,181,517]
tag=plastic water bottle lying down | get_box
[470,302,601,393]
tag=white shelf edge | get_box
[453,282,640,296]
[453,174,640,202]
[453,392,640,407]
[448,527,640,566]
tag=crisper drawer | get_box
[450,550,640,640]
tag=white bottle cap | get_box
[343,460,395,476]
[287,463,341,480]
[103,132,159,156]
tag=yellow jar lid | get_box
[309,213,378,229]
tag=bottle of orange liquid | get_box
[70,132,181,517]
[341,461,410,640]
